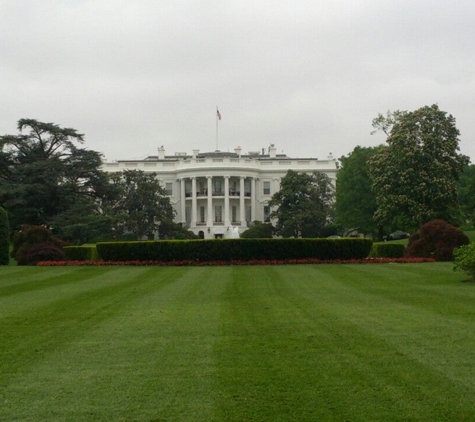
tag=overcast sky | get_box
[1,0,474,163]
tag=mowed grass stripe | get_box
[1,267,228,421]
[215,264,475,421]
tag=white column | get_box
[180,178,186,224]
[240,176,245,226]
[251,177,256,221]
[191,177,197,227]
[207,176,213,226]
[224,176,231,226]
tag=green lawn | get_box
[1,263,475,421]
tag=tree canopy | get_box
[0,119,108,229]
[335,146,382,236]
[269,170,334,238]
[368,105,469,231]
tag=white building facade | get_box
[102,145,338,239]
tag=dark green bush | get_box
[405,220,469,261]
[26,243,65,265]
[64,246,100,261]
[96,238,373,262]
[370,243,405,258]
[453,243,475,279]
[0,207,9,265]
[11,225,68,265]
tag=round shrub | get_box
[26,243,65,265]
[405,219,469,261]
[11,225,68,265]
[453,243,475,280]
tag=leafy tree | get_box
[457,164,475,228]
[0,206,10,265]
[158,220,198,239]
[240,221,274,238]
[368,105,469,231]
[335,146,383,237]
[108,170,175,239]
[0,119,109,229]
[269,170,334,238]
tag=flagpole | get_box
[216,106,219,151]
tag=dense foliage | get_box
[26,243,66,265]
[457,164,475,227]
[96,238,373,262]
[108,170,175,240]
[368,105,469,231]
[405,219,469,261]
[240,222,274,239]
[335,146,382,237]
[269,170,334,238]
[11,225,67,265]
[453,243,475,279]
[0,206,10,265]
[0,119,111,231]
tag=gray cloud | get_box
[1,0,474,162]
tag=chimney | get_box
[157,145,165,160]
[268,144,277,158]
[234,146,242,157]
[193,149,200,158]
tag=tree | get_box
[0,206,10,265]
[108,170,175,239]
[457,164,475,228]
[0,119,109,229]
[240,221,274,238]
[269,170,334,238]
[335,146,383,237]
[368,105,469,231]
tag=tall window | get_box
[165,182,173,195]
[264,206,271,222]
[200,206,205,223]
[215,205,222,223]
[263,181,270,195]
[214,179,222,195]
[232,206,237,222]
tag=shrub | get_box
[64,246,100,261]
[453,243,475,280]
[96,238,373,262]
[11,225,68,265]
[26,243,65,265]
[370,243,405,258]
[0,207,10,265]
[405,220,469,261]
[240,222,274,239]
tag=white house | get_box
[102,145,338,239]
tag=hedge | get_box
[0,207,9,265]
[370,243,405,258]
[64,246,100,261]
[96,238,373,262]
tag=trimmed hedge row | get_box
[64,246,100,261]
[370,243,405,258]
[96,238,373,262]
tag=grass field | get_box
[1,263,475,421]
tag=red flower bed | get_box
[36,257,435,267]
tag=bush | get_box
[0,207,10,265]
[26,243,65,265]
[11,225,68,265]
[405,220,469,261]
[454,243,475,280]
[370,243,405,258]
[64,246,100,261]
[240,222,274,239]
[96,238,373,262]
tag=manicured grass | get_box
[1,263,475,421]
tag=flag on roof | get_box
[217,109,222,120]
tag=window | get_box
[200,206,205,223]
[185,207,191,223]
[263,181,270,195]
[165,182,173,196]
[214,179,222,195]
[232,206,237,222]
[215,205,222,223]
[264,206,271,222]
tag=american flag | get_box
[217,109,222,120]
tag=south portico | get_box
[178,174,257,239]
